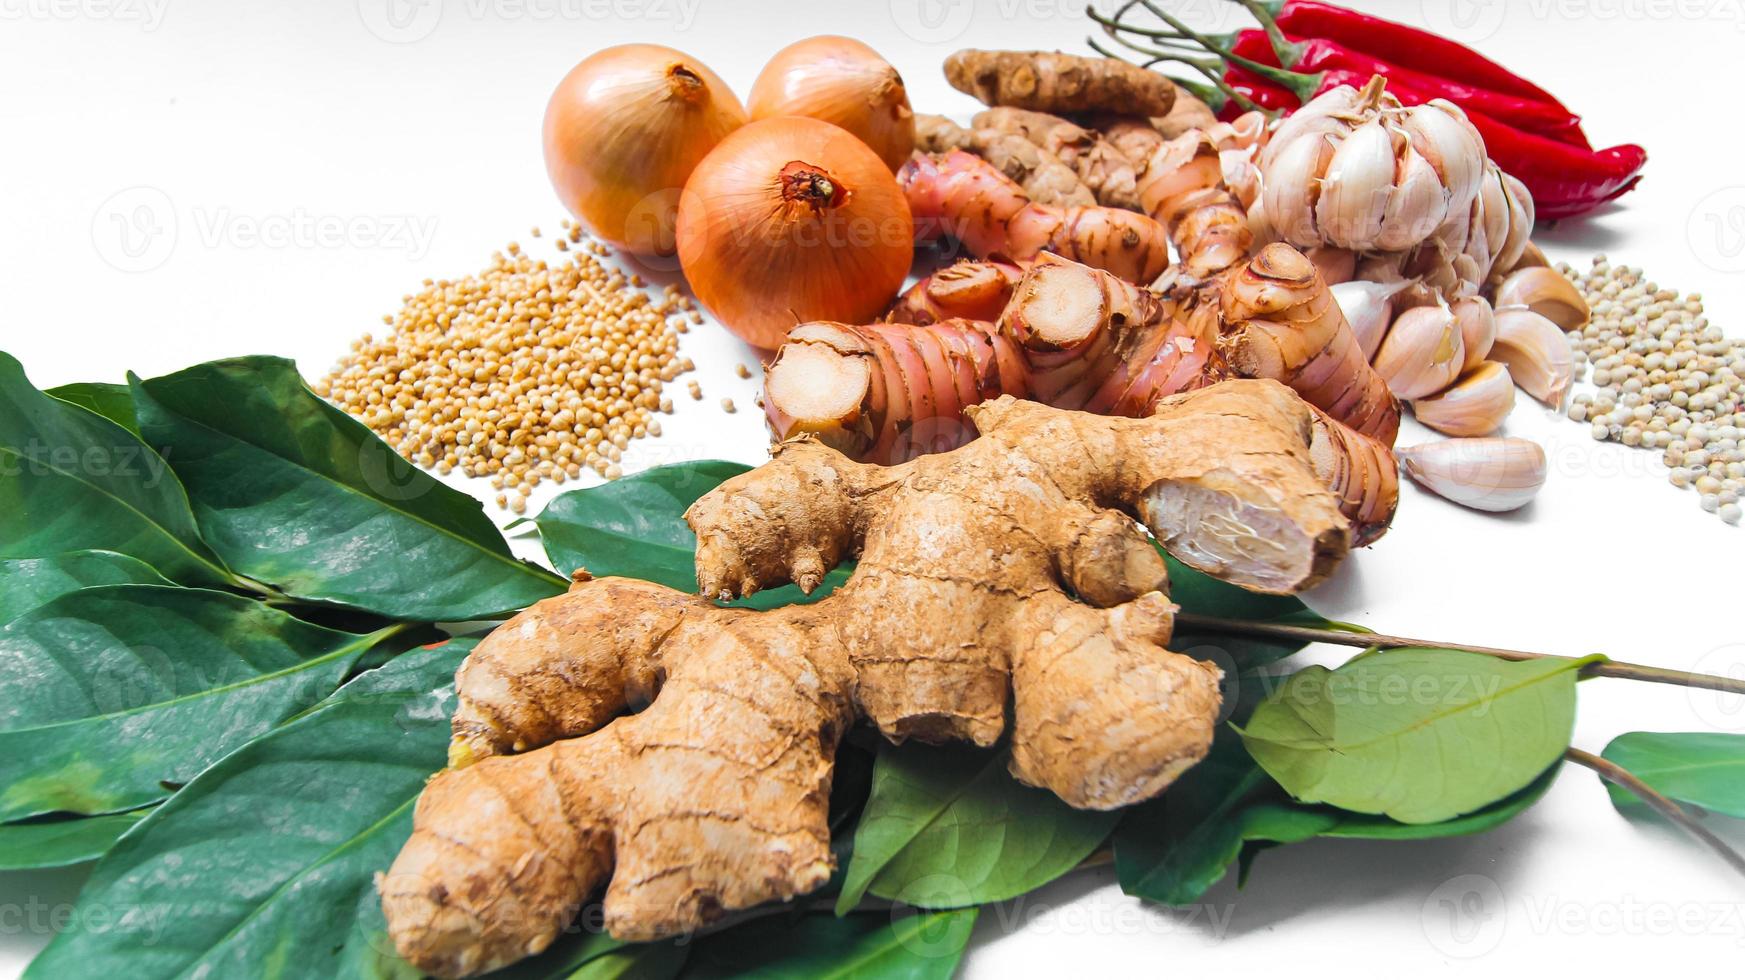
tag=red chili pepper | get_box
[1258,0,1569,109]
[1228,29,1589,148]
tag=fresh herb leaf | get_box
[24,640,476,980]
[0,351,232,587]
[0,550,170,623]
[129,356,565,620]
[1238,648,1592,823]
[1601,732,1745,817]
[682,909,978,980]
[836,742,1116,914]
[0,584,396,822]
[48,382,139,434]
[0,809,152,871]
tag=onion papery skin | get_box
[678,118,914,351]
[748,35,916,172]
[543,43,746,257]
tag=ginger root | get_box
[884,257,1027,325]
[380,382,1349,977]
[901,149,1171,283]
[944,49,1175,116]
[914,112,1097,207]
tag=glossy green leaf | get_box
[683,909,977,980]
[48,382,139,434]
[1238,648,1593,823]
[1162,554,1352,673]
[0,809,151,870]
[1115,730,1561,905]
[25,639,476,980]
[537,461,848,609]
[130,356,564,620]
[837,743,1117,914]
[0,550,169,623]
[0,584,395,822]
[0,351,232,587]
[1602,732,1745,817]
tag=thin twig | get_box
[1565,748,1745,878]
[1173,613,1745,696]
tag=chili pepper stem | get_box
[1086,23,1265,115]
[1120,0,1322,101]
[1565,748,1745,878]
[1230,0,1305,66]
[1171,613,1745,696]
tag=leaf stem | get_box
[1564,747,1745,878]
[1172,613,1745,695]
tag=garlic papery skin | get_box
[1398,437,1547,512]
[1372,304,1465,400]
[1495,266,1590,331]
[1411,361,1515,437]
[1333,279,1413,360]
[1450,295,1497,370]
[1490,307,1574,408]
[1259,77,1487,254]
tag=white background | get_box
[3,0,1744,975]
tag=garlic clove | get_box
[1490,308,1574,408]
[1262,132,1330,248]
[1332,278,1412,360]
[1411,361,1515,437]
[1372,304,1465,400]
[1398,437,1547,512]
[1398,100,1487,212]
[1316,120,1395,248]
[1494,266,1590,331]
[1450,295,1496,370]
[1376,147,1447,252]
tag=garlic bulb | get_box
[1398,437,1547,512]
[1411,361,1515,437]
[1259,76,1486,253]
[1490,308,1574,407]
[1495,266,1590,331]
[1373,304,1465,400]
[1332,279,1412,360]
[1401,163,1534,301]
[1450,295,1496,370]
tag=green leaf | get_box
[129,356,564,621]
[25,639,477,980]
[683,909,978,980]
[0,584,395,822]
[836,742,1117,914]
[1115,730,1561,905]
[0,809,151,870]
[48,382,139,434]
[1161,555,1350,672]
[0,351,232,587]
[1602,732,1745,817]
[0,550,170,623]
[1238,648,1592,823]
[537,461,848,610]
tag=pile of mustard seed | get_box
[316,222,698,513]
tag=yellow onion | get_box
[748,36,915,172]
[677,117,914,350]
[543,44,746,257]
